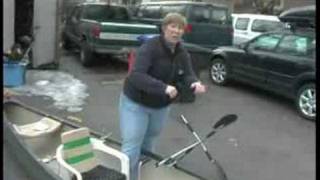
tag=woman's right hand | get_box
[165,85,178,99]
[3,88,13,100]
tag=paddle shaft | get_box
[180,115,215,163]
[173,129,217,163]
[156,128,216,167]
[157,114,237,167]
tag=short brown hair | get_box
[162,13,187,29]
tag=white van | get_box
[232,13,284,45]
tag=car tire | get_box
[209,58,229,85]
[295,83,316,121]
[80,43,95,67]
[62,34,73,50]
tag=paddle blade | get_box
[213,114,237,129]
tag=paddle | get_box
[213,114,237,129]
[174,114,237,163]
[156,114,237,167]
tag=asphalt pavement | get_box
[9,50,315,180]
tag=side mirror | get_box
[71,17,78,23]
[61,15,67,24]
[239,43,247,50]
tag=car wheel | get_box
[209,58,229,85]
[62,34,73,50]
[80,43,94,67]
[295,83,316,121]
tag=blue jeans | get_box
[119,93,170,180]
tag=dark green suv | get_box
[62,2,159,66]
[133,1,233,49]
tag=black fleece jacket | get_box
[123,35,198,108]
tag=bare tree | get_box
[252,0,283,15]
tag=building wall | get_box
[32,0,59,67]
[3,0,15,51]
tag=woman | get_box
[119,13,206,180]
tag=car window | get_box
[113,7,130,20]
[160,5,186,18]
[189,6,211,23]
[135,5,145,17]
[251,19,283,33]
[276,35,314,57]
[138,5,160,19]
[249,34,282,51]
[235,18,249,30]
[82,5,129,21]
[69,6,82,21]
[211,8,228,24]
[69,7,80,19]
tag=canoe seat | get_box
[71,165,126,180]
[13,117,62,138]
[56,127,129,180]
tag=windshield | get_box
[82,5,129,21]
[160,5,187,18]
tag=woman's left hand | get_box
[190,81,206,94]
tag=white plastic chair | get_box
[56,127,129,180]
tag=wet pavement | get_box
[4,50,315,180]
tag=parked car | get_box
[209,28,315,120]
[62,2,212,75]
[232,13,284,45]
[133,1,233,49]
[62,2,159,66]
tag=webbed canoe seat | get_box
[56,127,129,180]
[13,117,62,138]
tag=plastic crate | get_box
[137,34,158,44]
[3,60,27,87]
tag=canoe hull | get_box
[3,114,63,180]
[3,100,225,180]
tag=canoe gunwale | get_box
[3,99,209,180]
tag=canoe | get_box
[279,5,315,28]
[3,99,227,180]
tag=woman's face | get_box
[163,23,184,45]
